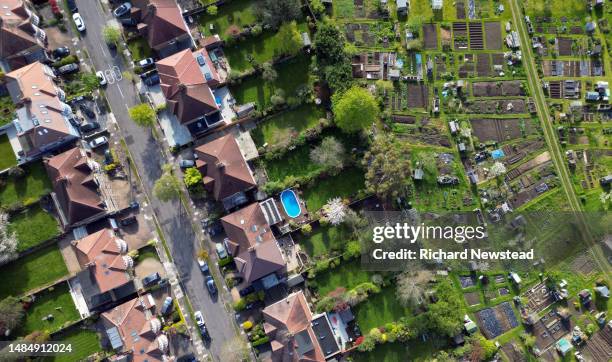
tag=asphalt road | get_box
[509,0,611,277]
[74,1,242,359]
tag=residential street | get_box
[74,1,243,360]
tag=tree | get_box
[261,62,278,83]
[323,62,353,93]
[0,211,18,266]
[103,25,121,45]
[153,165,181,202]
[420,279,464,337]
[276,21,303,56]
[310,136,346,173]
[490,161,507,178]
[309,0,325,16]
[206,5,218,15]
[220,336,250,362]
[254,0,301,29]
[314,21,346,66]
[0,296,24,333]
[321,198,346,225]
[183,167,203,189]
[332,86,379,133]
[396,272,426,308]
[128,104,156,128]
[362,134,411,199]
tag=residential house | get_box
[131,0,193,58]
[72,229,137,313]
[0,0,48,70]
[221,202,286,289]
[101,294,169,362]
[5,62,78,162]
[156,48,223,137]
[194,134,256,210]
[262,291,341,361]
[44,147,107,228]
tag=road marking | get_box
[117,86,124,98]
[112,66,123,80]
[104,69,116,84]
[99,43,107,57]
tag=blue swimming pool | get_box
[280,189,301,218]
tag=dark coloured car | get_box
[66,0,77,12]
[143,73,160,86]
[139,69,158,79]
[119,215,137,226]
[197,259,209,274]
[79,121,100,133]
[57,63,79,75]
[142,272,161,287]
[120,18,138,27]
[179,159,195,169]
[79,104,95,119]
[160,296,173,315]
[205,276,217,295]
[194,311,209,339]
[238,285,255,297]
[104,149,114,164]
[52,47,71,59]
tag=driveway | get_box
[74,1,243,360]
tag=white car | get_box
[137,58,155,69]
[73,13,85,32]
[89,136,108,149]
[96,71,107,86]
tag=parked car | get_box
[179,159,195,169]
[193,311,209,338]
[96,71,107,86]
[79,104,95,118]
[68,116,81,128]
[120,17,138,27]
[142,272,161,287]
[205,276,217,295]
[89,136,108,149]
[72,13,85,32]
[129,201,140,210]
[57,63,79,75]
[113,2,132,17]
[197,259,209,274]
[104,149,114,164]
[66,0,77,12]
[238,286,255,297]
[143,73,160,86]
[215,243,228,259]
[139,69,158,79]
[137,58,155,69]
[52,47,71,59]
[79,121,100,133]
[120,215,137,226]
[161,296,173,315]
[208,221,223,236]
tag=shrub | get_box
[301,224,312,234]
[251,336,270,347]
[233,298,246,311]
[242,321,253,330]
[218,256,234,267]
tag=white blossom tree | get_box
[490,161,507,178]
[0,211,18,266]
[322,198,346,226]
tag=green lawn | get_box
[298,224,351,258]
[251,103,325,147]
[136,244,160,264]
[223,21,308,72]
[355,286,412,331]
[0,133,16,170]
[0,95,16,128]
[52,326,102,362]
[523,0,587,18]
[316,261,371,296]
[263,142,323,182]
[302,167,365,212]
[9,205,61,252]
[230,55,311,109]
[19,282,80,335]
[197,0,256,40]
[0,245,68,299]
[0,161,52,208]
[333,0,355,18]
[354,340,444,362]
[127,37,153,61]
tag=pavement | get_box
[508,0,611,278]
[73,1,247,360]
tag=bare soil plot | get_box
[456,0,466,19]
[485,290,498,300]
[459,275,476,288]
[406,83,428,108]
[533,310,572,351]
[470,118,526,143]
[464,291,481,306]
[435,57,447,80]
[570,26,583,34]
[580,324,612,362]
[472,81,524,97]
[476,53,491,77]
[465,99,527,114]
[440,27,451,48]
[491,53,504,67]
[392,115,416,124]
[556,37,574,56]
[458,61,474,78]
[501,341,527,362]
[469,22,484,50]
[506,152,551,181]
[453,22,468,49]
[423,24,438,49]
[475,302,519,339]
[484,22,502,50]
[570,252,598,275]
[522,281,556,314]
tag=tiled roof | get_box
[132,0,189,50]
[0,0,43,61]
[194,134,256,201]
[221,203,275,255]
[45,147,105,225]
[235,240,285,284]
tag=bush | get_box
[301,224,312,234]
[52,55,78,67]
[233,298,246,311]
[251,336,270,347]
[218,256,234,267]
[242,320,253,330]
